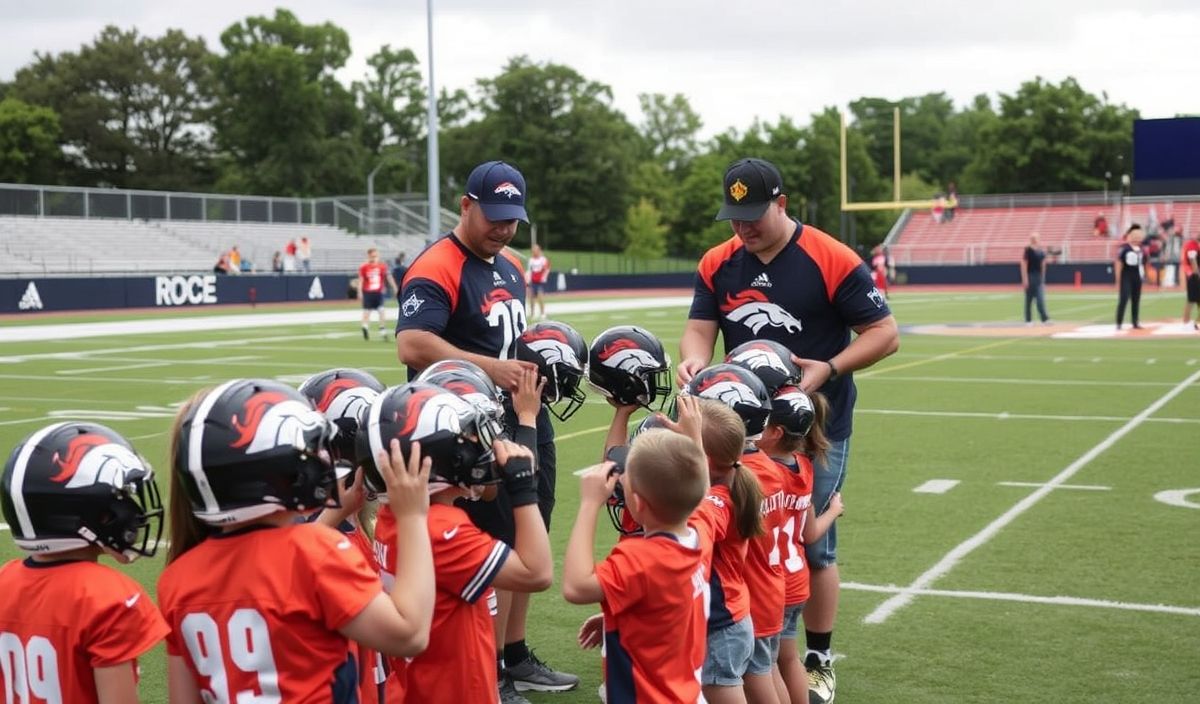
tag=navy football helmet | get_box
[588,325,672,410]
[513,321,589,421]
[724,339,801,395]
[770,385,816,437]
[684,363,772,437]
[298,368,386,463]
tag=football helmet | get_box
[588,325,672,410]
[684,363,772,437]
[298,368,386,463]
[173,379,339,526]
[770,385,816,437]
[356,381,502,493]
[601,445,642,537]
[724,339,801,395]
[417,361,505,426]
[513,321,589,421]
[1,421,163,560]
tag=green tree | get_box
[0,98,62,183]
[211,9,366,196]
[356,45,426,192]
[637,93,702,171]
[624,198,668,259]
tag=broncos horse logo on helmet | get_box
[719,290,803,335]
[724,339,801,395]
[418,362,506,430]
[588,325,673,410]
[357,382,502,494]
[298,368,386,463]
[2,422,163,560]
[770,385,817,437]
[514,321,589,421]
[684,363,772,437]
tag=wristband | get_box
[827,360,839,381]
[501,456,538,507]
[514,425,538,453]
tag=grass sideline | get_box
[1,289,1198,702]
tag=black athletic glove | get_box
[501,454,538,508]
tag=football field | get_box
[1,288,1198,703]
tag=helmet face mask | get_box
[684,363,772,438]
[357,382,499,493]
[588,325,673,411]
[514,321,589,422]
[174,379,340,526]
[2,422,164,560]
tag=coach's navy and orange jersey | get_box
[360,261,390,294]
[774,453,815,607]
[158,523,381,704]
[741,448,788,638]
[0,559,167,704]
[689,222,892,440]
[397,233,527,368]
[376,502,509,704]
[596,529,709,704]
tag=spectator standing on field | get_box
[678,157,899,704]
[1116,224,1146,330]
[298,236,313,272]
[527,244,550,320]
[392,253,409,303]
[1180,229,1200,330]
[1020,232,1051,324]
[359,247,397,342]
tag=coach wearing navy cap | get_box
[394,159,579,699]
[680,156,899,704]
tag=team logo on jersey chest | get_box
[719,290,803,335]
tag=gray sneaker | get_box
[805,652,836,704]
[499,672,532,704]
[508,650,580,692]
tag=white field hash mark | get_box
[845,582,1200,618]
[913,480,960,494]
[863,368,1200,625]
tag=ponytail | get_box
[166,390,214,564]
[803,392,831,466]
[729,461,766,539]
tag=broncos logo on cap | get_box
[398,389,473,441]
[231,391,327,454]
[49,433,146,489]
[720,290,803,335]
[493,182,522,199]
[728,343,790,376]
[694,371,765,409]
[480,289,515,314]
[598,339,660,373]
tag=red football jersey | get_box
[774,453,815,606]
[157,523,382,704]
[741,449,788,637]
[528,255,550,284]
[1182,239,1200,277]
[376,503,510,704]
[346,522,384,704]
[359,261,390,293]
[596,529,710,704]
[0,558,168,704]
[697,479,752,630]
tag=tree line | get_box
[0,9,1139,256]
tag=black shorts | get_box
[361,291,383,310]
[530,281,546,296]
[1187,274,1200,304]
[458,439,556,545]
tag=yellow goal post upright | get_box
[839,107,936,213]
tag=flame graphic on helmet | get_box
[523,327,568,344]
[50,433,144,489]
[598,338,638,361]
[480,289,514,314]
[314,378,363,413]
[695,370,747,394]
[397,387,446,439]
[230,392,327,454]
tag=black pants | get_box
[1117,276,1142,327]
[1024,275,1049,322]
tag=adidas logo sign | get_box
[751,273,772,288]
[493,271,505,286]
[18,282,43,311]
[307,277,324,300]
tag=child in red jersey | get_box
[158,381,435,704]
[0,422,168,704]
[367,373,553,704]
[757,388,843,704]
[564,425,712,704]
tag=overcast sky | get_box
[2,0,1197,138]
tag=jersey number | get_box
[486,300,527,360]
[0,632,62,704]
[181,610,282,704]
[768,515,806,574]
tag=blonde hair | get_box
[697,400,764,539]
[166,389,214,564]
[625,430,708,525]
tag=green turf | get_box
[1,289,1198,702]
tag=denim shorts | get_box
[746,633,782,676]
[781,602,805,640]
[701,616,754,686]
[804,438,850,568]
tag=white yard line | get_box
[857,408,1200,424]
[863,369,1200,625]
[0,332,355,363]
[875,375,1176,388]
[997,481,1111,491]
[845,582,1200,618]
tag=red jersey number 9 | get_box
[181,609,281,703]
[0,633,62,703]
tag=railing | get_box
[886,240,1129,266]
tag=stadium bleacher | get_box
[0,217,425,276]
[888,201,1200,265]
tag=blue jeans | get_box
[702,616,754,686]
[804,438,850,568]
[1024,275,1049,322]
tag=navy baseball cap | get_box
[466,161,529,223]
[715,158,785,221]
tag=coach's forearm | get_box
[679,319,718,364]
[836,315,900,374]
[395,329,498,374]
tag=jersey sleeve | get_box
[831,261,891,327]
[594,542,647,617]
[433,513,511,604]
[688,271,720,321]
[304,525,385,631]
[85,573,170,667]
[689,488,731,547]
[396,278,453,334]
